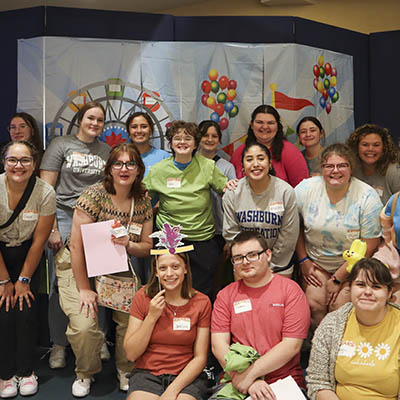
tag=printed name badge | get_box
[338,341,356,358]
[22,211,38,221]
[173,317,190,330]
[234,299,252,314]
[167,178,181,188]
[269,201,284,213]
[346,229,360,241]
[129,223,142,236]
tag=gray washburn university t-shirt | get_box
[40,135,111,210]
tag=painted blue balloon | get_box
[319,96,326,109]
[210,112,220,123]
[328,87,336,98]
[225,100,234,113]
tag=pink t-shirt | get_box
[211,275,310,387]
[230,140,309,187]
[130,288,211,375]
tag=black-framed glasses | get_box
[322,163,350,172]
[231,249,266,266]
[111,161,137,170]
[4,157,34,167]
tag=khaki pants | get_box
[57,267,134,379]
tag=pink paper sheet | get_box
[81,220,128,277]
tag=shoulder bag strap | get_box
[0,175,37,230]
[126,198,137,277]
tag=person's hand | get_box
[326,278,341,306]
[231,366,256,395]
[112,234,130,248]
[301,259,323,287]
[223,179,239,193]
[148,289,166,321]
[13,280,35,311]
[79,289,98,319]
[159,387,178,400]
[248,380,277,400]
[0,281,14,312]
[48,229,63,252]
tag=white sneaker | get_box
[19,374,38,396]
[117,369,129,392]
[49,344,66,369]
[100,342,110,362]
[72,378,93,398]
[0,376,18,398]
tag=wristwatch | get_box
[18,276,31,284]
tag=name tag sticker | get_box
[338,341,356,358]
[269,201,284,213]
[167,178,181,188]
[129,223,142,236]
[346,229,360,240]
[173,317,190,330]
[22,211,38,221]
[234,299,252,314]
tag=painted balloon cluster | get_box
[313,55,339,114]
[201,69,239,131]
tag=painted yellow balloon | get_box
[208,69,218,81]
[317,80,324,94]
[330,76,337,87]
[318,55,324,66]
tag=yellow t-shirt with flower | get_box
[335,307,400,399]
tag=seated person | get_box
[307,257,400,400]
[123,224,211,400]
[210,231,310,399]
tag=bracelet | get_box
[0,278,10,285]
[298,256,310,264]
[331,275,341,285]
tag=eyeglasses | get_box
[231,249,266,266]
[111,161,137,170]
[5,157,34,167]
[8,124,28,132]
[322,163,350,172]
[172,136,194,143]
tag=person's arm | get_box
[69,208,98,318]
[40,170,63,251]
[282,142,309,187]
[123,289,166,361]
[316,390,340,400]
[13,213,55,310]
[211,331,231,371]
[222,190,240,244]
[112,218,153,258]
[270,188,299,268]
[161,327,210,400]
[0,252,15,312]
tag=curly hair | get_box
[166,120,200,158]
[103,143,146,200]
[346,124,400,175]
[245,105,286,162]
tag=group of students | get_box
[0,101,399,400]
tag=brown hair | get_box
[77,101,106,125]
[346,123,400,175]
[348,257,394,290]
[230,230,270,255]
[166,120,200,157]
[103,143,146,200]
[320,143,355,172]
[145,252,196,299]
[126,112,154,135]
[9,112,43,153]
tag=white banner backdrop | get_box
[17,37,353,156]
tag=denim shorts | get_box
[127,368,208,400]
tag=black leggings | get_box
[0,240,39,379]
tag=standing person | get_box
[223,142,299,277]
[297,116,325,176]
[0,141,55,398]
[40,101,111,369]
[295,143,382,332]
[2,113,44,174]
[307,258,400,400]
[123,224,211,400]
[230,105,309,187]
[143,121,232,300]
[346,123,400,204]
[126,111,169,177]
[210,231,310,400]
[60,143,153,397]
